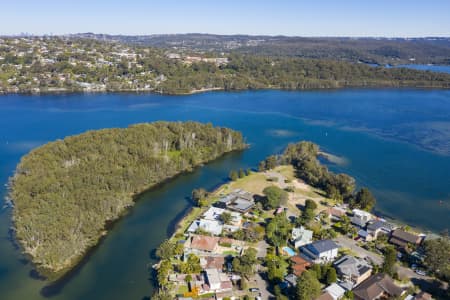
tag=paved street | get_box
[333,236,383,265]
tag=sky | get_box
[1,0,450,37]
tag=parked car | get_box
[411,264,417,270]
[249,288,260,293]
[415,269,427,276]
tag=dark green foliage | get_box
[229,170,238,181]
[305,199,317,211]
[326,267,337,284]
[262,186,288,209]
[10,121,245,280]
[238,168,246,178]
[156,239,175,260]
[423,237,450,281]
[282,142,355,202]
[191,188,209,207]
[310,264,322,280]
[381,246,397,276]
[266,213,291,247]
[232,248,258,278]
[296,270,321,300]
[351,187,376,211]
[266,253,289,283]
[180,254,202,274]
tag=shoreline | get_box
[1,84,450,97]
[9,137,248,282]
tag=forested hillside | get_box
[1,37,450,95]
[10,122,246,280]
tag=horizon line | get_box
[1,32,450,39]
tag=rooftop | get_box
[353,273,404,300]
[304,239,339,254]
[189,235,219,252]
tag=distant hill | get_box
[69,33,450,65]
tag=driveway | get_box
[249,271,274,300]
[255,240,269,258]
[333,236,383,265]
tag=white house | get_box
[300,239,339,263]
[351,209,372,228]
[291,226,313,248]
[187,219,223,235]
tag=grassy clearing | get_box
[229,172,269,195]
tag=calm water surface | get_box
[0,89,450,299]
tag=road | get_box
[249,271,274,300]
[334,236,433,281]
[334,236,383,265]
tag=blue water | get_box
[0,89,449,299]
[386,64,450,74]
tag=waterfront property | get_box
[350,209,373,228]
[366,219,396,240]
[389,229,423,248]
[216,189,255,213]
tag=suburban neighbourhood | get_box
[152,161,449,300]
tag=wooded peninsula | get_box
[9,121,246,280]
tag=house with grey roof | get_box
[300,239,339,263]
[366,220,396,239]
[334,255,372,287]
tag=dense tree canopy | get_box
[423,237,450,281]
[262,186,288,209]
[266,213,292,247]
[296,270,322,300]
[10,121,245,280]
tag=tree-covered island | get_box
[9,121,246,281]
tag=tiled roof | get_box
[190,235,219,252]
[353,273,403,300]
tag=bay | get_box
[0,89,449,299]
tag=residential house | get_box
[200,256,225,270]
[187,219,223,236]
[202,207,242,226]
[334,255,372,287]
[325,283,346,300]
[352,273,404,300]
[203,268,232,293]
[357,229,374,242]
[291,226,313,248]
[366,220,396,239]
[300,239,339,263]
[290,256,311,276]
[327,206,347,221]
[217,189,255,213]
[351,209,372,228]
[414,292,432,300]
[389,229,423,248]
[185,235,219,255]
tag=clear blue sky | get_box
[2,0,450,37]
